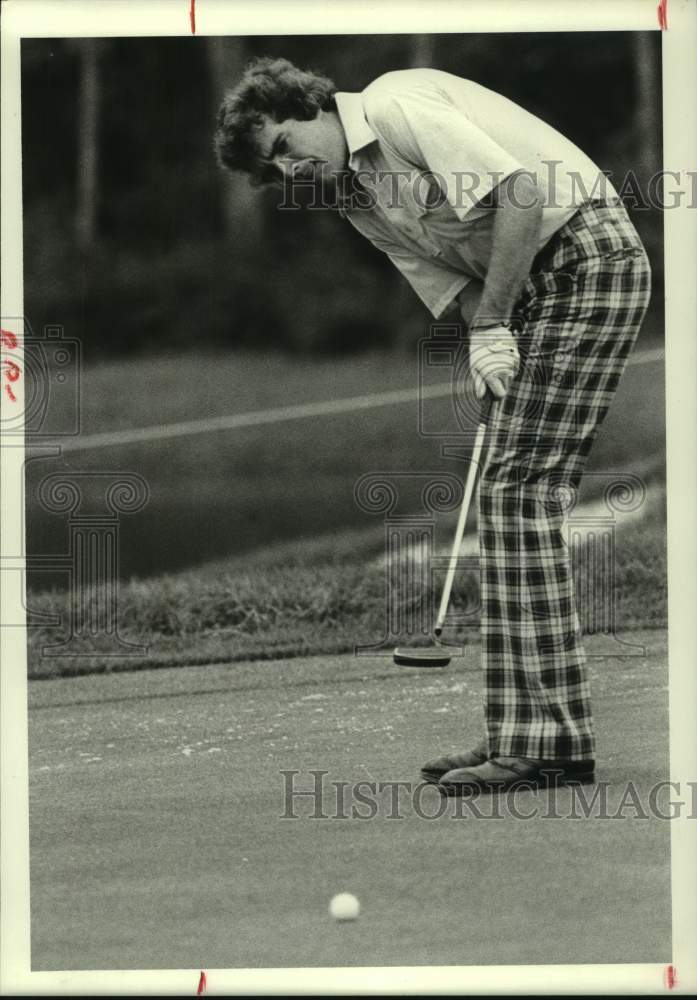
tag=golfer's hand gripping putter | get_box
[469,328,520,400]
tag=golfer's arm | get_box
[454,279,484,328]
[470,171,544,330]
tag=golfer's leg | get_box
[479,202,651,762]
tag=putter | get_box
[393,393,495,668]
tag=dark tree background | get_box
[21,33,662,358]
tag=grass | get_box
[26,337,665,580]
[28,629,671,969]
[25,340,667,680]
[26,483,667,680]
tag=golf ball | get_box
[329,892,360,921]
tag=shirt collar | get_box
[334,91,376,218]
[334,91,376,168]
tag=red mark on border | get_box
[657,0,668,30]
[2,360,20,402]
[665,965,676,989]
[197,970,207,995]
[1,329,20,402]
[190,0,196,34]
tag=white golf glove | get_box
[469,326,520,400]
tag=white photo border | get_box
[1,0,695,994]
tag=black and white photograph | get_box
[1,0,696,993]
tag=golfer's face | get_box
[257,115,347,194]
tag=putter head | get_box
[393,647,451,668]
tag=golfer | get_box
[214,59,651,793]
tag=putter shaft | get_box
[433,415,489,636]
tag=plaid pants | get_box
[479,199,651,761]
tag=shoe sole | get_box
[422,756,594,787]
[439,770,596,796]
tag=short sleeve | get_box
[364,88,525,221]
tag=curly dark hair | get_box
[213,56,337,184]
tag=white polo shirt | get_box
[335,69,619,318]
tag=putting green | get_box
[29,629,671,970]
